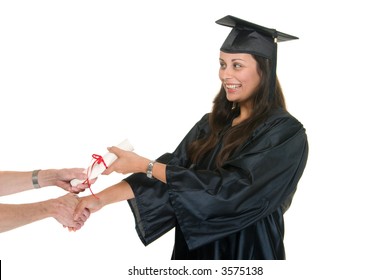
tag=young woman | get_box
[74,15,308,260]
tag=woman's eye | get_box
[234,63,242,69]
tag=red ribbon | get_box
[84,154,108,199]
[91,154,108,169]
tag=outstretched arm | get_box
[0,168,92,196]
[0,193,89,233]
[102,147,167,183]
[74,180,134,220]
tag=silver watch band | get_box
[146,160,156,179]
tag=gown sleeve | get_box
[123,114,209,246]
[126,112,309,250]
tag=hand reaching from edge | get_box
[50,193,90,231]
[53,168,97,194]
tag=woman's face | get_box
[219,52,261,105]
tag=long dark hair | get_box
[187,55,287,168]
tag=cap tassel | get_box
[269,40,278,101]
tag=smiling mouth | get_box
[225,84,241,89]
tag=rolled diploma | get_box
[70,139,134,187]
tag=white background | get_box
[1,0,389,279]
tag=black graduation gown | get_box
[124,109,308,260]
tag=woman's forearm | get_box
[95,181,135,208]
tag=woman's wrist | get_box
[140,158,151,174]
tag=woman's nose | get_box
[220,68,233,81]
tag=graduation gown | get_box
[124,108,308,260]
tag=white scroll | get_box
[70,139,134,187]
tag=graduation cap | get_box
[216,15,298,100]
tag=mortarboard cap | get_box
[216,15,298,58]
[216,15,298,99]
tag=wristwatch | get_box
[146,160,156,179]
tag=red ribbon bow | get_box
[84,154,108,199]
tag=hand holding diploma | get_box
[102,146,167,182]
[102,146,142,175]
[70,139,134,196]
[73,145,148,221]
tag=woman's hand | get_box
[102,147,149,175]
